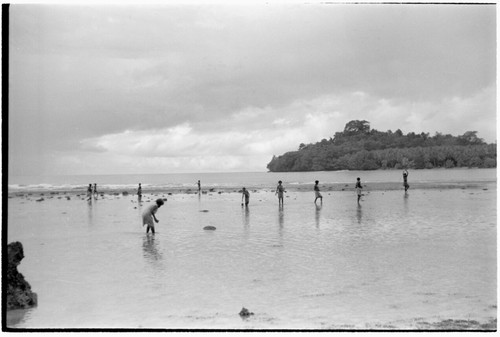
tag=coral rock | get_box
[7,242,37,310]
[239,307,254,317]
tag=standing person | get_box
[142,198,165,235]
[403,169,409,192]
[93,183,98,197]
[275,181,285,207]
[87,184,93,200]
[314,180,323,204]
[137,183,142,197]
[355,177,363,204]
[197,180,201,193]
[241,187,250,207]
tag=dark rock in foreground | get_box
[7,242,37,310]
[203,226,216,231]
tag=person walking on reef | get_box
[197,180,201,193]
[314,180,323,204]
[275,181,285,207]
[355,177,363,204]
[403,169,409,192]
[241,187,250,207]
[137,183,142,198]
[93,183,98,197]
[142,198,165,235]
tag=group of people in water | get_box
[140,170,410,234]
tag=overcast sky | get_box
[8,3,496,175]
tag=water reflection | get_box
[242,206,250,228]
[87,198,96,227]
[6,308,32,327]
[278,208,285,230]
[356,204,362,224]
[315,204,322,228]
[403,192,409,216]
[142,235,163,265]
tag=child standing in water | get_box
[142,198,165,235]
[87,184,93,200]
[403,169,409,192]
[355,177,363,204]
[314,180,323,204]
[275,181,285,207]
[241,187,250,207]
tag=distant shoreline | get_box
[7,180,496,199]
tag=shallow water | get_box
[6,178,496,329]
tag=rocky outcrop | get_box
[7,242,37,310]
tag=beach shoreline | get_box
[7,180,496,199]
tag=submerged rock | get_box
[203,226,216,231]
[7,242,37,310]
[239,307,254,317]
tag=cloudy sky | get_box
[8,3,496,175]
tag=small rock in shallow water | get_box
[203,226,216,231]
[239,307,254,317]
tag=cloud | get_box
[8,4,496,175]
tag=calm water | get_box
[6,169,497,329]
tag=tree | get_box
[343,120,370,135]
[458,131,484,146]
[266,120,496,172]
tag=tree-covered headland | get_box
[267,120,496,172]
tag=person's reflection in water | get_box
[278,207,285,230]
[403,192,409,216]
[356,204,362,224]
[87,197,95,227]
[315,204,322,228]
[142,235,162,265]
[242,206,250,229]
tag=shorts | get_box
[356,188,362,196]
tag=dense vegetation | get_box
[267,120,497,172]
